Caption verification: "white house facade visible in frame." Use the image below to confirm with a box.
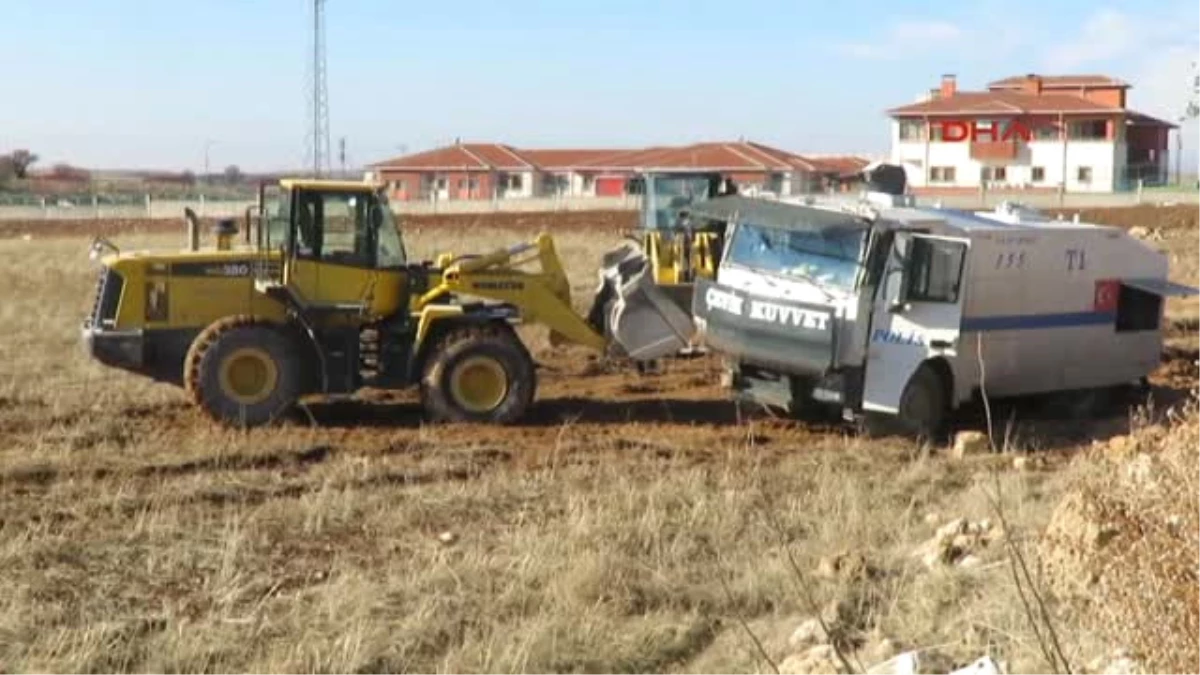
[886,74,1174,194]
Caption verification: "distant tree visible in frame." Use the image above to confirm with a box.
[0,156,14,186]
[223,164,242,185]
[181,170,196,185]
[9,149,38,179]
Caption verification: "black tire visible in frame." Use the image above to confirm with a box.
[420,323,536,424]
[895,364,949,442]
[184,316,308,428]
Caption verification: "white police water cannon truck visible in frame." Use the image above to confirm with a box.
[686,163,1198,438]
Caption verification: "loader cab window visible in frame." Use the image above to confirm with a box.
[372,194,407,269]
[906,236,966,303]
[262,186,291,249]
[644,174,717,230]
[294,190,376,267]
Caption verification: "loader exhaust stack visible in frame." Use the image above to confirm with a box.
[588,240,697,362]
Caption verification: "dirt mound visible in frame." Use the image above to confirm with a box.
[1044,204,1198,232]
[1038,397,1199,673]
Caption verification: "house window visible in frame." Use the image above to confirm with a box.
[981,166,1007,182]
[1034,124,1059,141]
[1068,120,1107,140]
[582,175,595,190]
[1031,167,1045,182]
[508,174,523,191]
[899,120,925,141]
[1077,166,1093,183]
[469,177,479,190]
[907,237,967,303]
[434,177,447,190]
[457,178,467,190]
[929,166,956,183]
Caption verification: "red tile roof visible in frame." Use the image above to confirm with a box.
[887,90,1122,116]
[800,155,872,174]
[371,141,866,175]
[577,142,804,171]
[988,74,1130,89]
[371,143,532,171]
[520,149,635,169]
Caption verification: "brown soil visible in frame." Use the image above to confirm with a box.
[0,210,638,240]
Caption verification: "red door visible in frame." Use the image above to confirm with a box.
[595,176,626,197]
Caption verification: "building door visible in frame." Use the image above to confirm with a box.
[595,176,625,197]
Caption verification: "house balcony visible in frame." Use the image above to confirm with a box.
[969,140,1019,161]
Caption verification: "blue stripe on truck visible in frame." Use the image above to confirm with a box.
[960,311,1115,332]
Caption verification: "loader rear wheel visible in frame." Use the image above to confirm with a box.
[184,316,307,428]
[420,324,536,424]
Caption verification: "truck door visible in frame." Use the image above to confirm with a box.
[862,232,970,414]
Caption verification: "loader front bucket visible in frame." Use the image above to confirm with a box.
[586,240,697,361]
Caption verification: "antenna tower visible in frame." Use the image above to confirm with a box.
[305,0,331,177]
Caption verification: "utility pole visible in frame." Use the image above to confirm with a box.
[339,136,347,177]
[305,0,331,177]
[203,139,216,184]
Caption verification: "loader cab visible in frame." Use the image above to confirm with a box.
[633,171,735,232]
[256,180,410,318]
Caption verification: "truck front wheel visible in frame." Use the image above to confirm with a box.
[895,363,948,441]
[861,364,948,442]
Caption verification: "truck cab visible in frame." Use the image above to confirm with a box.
[689,192,972,439]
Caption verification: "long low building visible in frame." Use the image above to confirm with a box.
[364,141,871,201]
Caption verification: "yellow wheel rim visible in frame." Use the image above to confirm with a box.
[448,355,509,413]
[217,347,279,405]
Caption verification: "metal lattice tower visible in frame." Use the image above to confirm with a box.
[305,0,331,177]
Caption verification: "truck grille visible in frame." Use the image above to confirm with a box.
[88,267,125,327]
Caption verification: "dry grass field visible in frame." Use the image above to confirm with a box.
[0,206,1195,673]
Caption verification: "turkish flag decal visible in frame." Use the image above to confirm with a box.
[1094,279,1120,312]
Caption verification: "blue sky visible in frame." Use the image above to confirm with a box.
[1,0,1196,172]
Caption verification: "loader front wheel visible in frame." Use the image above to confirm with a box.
[421,324,536,424]
[184,317,307,428]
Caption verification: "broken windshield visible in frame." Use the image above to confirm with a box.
[645,175,715,229]
[726,221,867,291]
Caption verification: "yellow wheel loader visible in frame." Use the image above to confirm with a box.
[588,171,737,363]
[81,179,695,428]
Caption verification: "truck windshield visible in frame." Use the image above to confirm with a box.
[645,175,714,229]
[726,221,867,291]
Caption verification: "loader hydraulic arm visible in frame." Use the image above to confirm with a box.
[413,234,610,353]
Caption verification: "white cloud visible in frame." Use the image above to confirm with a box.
[835,19,965,60]
[1037,4,1200,167]
[1040,9,1138,71]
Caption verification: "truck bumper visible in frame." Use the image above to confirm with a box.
[81,322,144,370]
[729,363,861,419]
